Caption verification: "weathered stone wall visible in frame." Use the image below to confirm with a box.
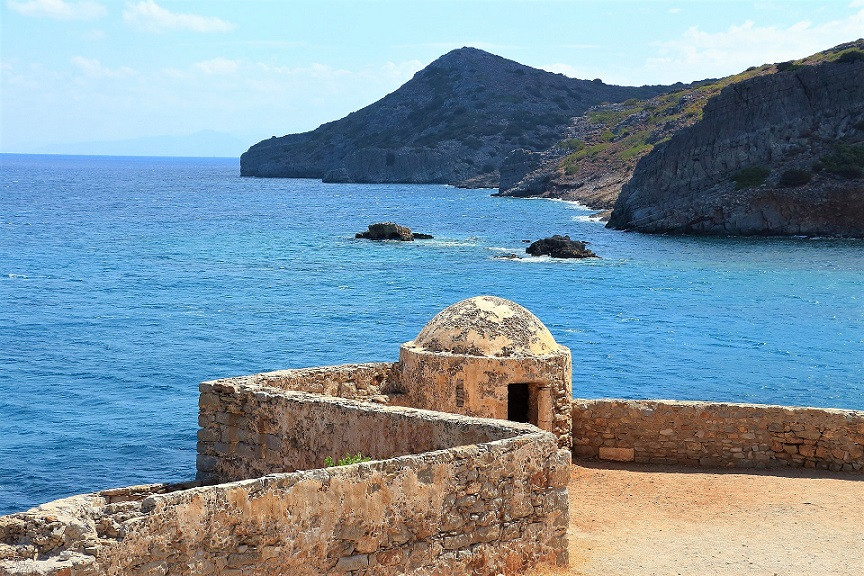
[212,362,398,401]
[572,399,864,471]
[397,348,573,450]
[196,380,545,484]
[1,387,569,576]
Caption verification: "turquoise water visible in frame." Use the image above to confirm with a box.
[1,154,862,513]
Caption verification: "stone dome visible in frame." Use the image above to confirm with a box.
[411,296,560,357]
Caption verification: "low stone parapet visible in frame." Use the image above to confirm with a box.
[213,361,398,400]
[571,399,864,471]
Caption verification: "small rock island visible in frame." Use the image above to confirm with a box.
[526,235,597,259]
[356,222,433,241]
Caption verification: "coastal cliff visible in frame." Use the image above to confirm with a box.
[240,48,669,186]
[497,40,864,237]
[607,55,864,237]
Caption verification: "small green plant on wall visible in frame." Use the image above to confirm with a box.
[324,452,372,467]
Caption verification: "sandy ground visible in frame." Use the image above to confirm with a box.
[530,461,864,576]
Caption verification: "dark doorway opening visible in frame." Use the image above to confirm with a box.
[507,383,531,423]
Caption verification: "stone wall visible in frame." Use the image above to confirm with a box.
[1,385,569,576]
[572,399,864,471]
[196,380,548,484]
[211,362,398,401]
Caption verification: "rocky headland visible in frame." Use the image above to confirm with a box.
[494,71,772,209]
[497,40,864,239]
[244,40,864,239]
[240,47,670,186]
[607,51,864,237]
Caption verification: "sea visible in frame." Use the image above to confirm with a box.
[1,154,862,514]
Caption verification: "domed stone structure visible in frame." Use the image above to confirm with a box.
[396,296,572,448]
[412,296,559,357]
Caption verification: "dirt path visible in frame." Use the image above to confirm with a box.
[532,461,864,576]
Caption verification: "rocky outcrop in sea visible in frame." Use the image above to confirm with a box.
[607,55,864,237]
[356,222,432,241]
[526,235,597,259]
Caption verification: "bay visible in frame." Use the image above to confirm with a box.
[1,154,862,514]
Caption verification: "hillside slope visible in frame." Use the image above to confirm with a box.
[497,39,864,227]
[495,69,769,209]
[240,48,670,185]
[607,51,864,237]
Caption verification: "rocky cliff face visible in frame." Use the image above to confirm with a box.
[240,48,669,185]
[608,58,864,237]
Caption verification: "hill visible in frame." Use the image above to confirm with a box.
[607,44,864,237]
[497,40,864,228]
[240,48,671,185]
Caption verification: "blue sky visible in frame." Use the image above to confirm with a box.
[1,0,862,156]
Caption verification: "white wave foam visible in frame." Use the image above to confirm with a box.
[427,240,478,248]
[514,196,592,210]
[572,214,605,223]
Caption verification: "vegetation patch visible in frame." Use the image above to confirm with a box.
[820,143,864,178]
[324,452,372,467]
[559,138,585,152]
[836,49,864,64]
[732,166,771,189]
[779,168,812,187]
[776,61,803,73]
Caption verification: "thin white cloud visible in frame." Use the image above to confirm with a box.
[643,7,864,83]
[71,56,134,78]
[194,58,239,75]
[6,0,105,20]
[122,0,233,33]
[851,0,864,8]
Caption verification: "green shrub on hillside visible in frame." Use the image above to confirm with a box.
[821,143,864,178]
[779,168,812,187]
[776,61,803,72]
[559,138,585,152]
[836,49,864,64]
[732,166,770,189]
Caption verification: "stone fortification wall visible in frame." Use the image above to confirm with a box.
[572,399,864,472]
[196,380,542,484]
[1,385,569,576]
[212,362,398,401]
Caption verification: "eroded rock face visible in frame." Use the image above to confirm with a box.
[608,59,864,237]
[526,236,597,259]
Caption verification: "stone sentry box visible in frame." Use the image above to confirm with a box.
[395,296,573,449]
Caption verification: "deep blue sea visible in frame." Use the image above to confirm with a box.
[1,154,862,514]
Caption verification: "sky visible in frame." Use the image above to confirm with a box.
[1,0,862,156]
